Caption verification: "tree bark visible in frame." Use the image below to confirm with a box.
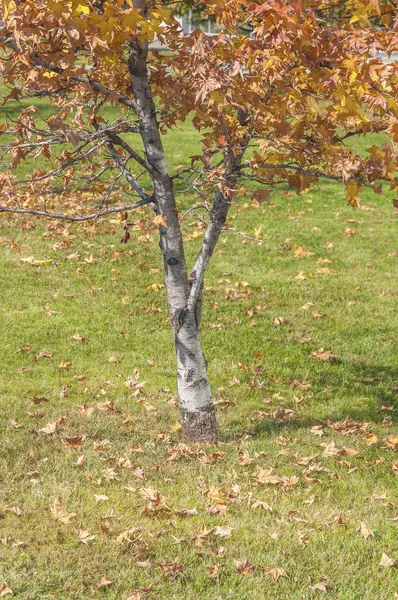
[175,311,219,442]
[128,5,219,441]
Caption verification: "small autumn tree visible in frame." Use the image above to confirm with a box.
[0,0,397,441]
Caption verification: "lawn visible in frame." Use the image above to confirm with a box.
[0,101,398,599]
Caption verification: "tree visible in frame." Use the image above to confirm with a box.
[0,0,397,441]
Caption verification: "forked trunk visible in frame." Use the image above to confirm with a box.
[175,311,219,442]
[129,2,219,442]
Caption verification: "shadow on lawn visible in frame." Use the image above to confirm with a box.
[227,360,398,441]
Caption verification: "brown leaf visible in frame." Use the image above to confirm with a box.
[311,348,339,361]
[274,316,289,326]
[267,566,288,582]
[310,581,328,593]
[379,553,398,567]
[97,576,115,588]
[362,433,378,446]
[358,522,374,540]
[36,416,67,436]
[77,527,96,545]
[3,506,24,517]
[384,435,398,450]
[94,495,109,504]
[28,396,49,405]
[58,361,72,370]
[0,584,14,597]
[159,561,183,578]
[62,436,86,448]
[251,500,273,512]
[234,558,256,576]
[342,448,360,457]
[50,499,77,524]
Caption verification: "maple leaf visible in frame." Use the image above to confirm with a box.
[77,527,96,545]
[159,561,183,578]
[267,566,288,583]
[234,558,256,576]
[50,499,77,524]
[36,416,67,436]
[62,436,86,448]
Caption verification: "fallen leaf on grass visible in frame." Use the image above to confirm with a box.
[251,500,273,512]
[159,562,183,578]
[379,553,398,567]
[234,558,256,576]
[136,559,152,569]
[77,527,96,545]
[342,448,360,457]
[358,522,374,540]
[300,302,315,311]
[310,425,325,436]
[94,495,109,504]
[97,576,115,588]
[36,416,67,436]
[362,433,378,446]
[295,271,313,280]
[267,566,288,582]
[274,317,289,326]
[311,581,328,593]
[28,396,49,405]
[50,499,76,524]
[33,351,53,361]
[73,455,85,468]
[384,435,398,450]
[311,348,339,361]
[3,506,24,517]
[322,441,341,458]
[58,361,72,370]
[62,436,86,448]
[0,584,14,597]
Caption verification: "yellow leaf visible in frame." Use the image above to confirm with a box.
[146,283,164,291]
[2,0,16,20]
[362,432,378,446]
[170,422,182,432]
[152,214,167,228]
[76,3,89,14]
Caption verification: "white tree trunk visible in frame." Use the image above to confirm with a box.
[129,6,219,441]
[175,304,219,441]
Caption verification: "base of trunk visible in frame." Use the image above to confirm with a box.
[181,406,220,443]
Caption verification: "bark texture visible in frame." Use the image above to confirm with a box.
[175,312,219,442]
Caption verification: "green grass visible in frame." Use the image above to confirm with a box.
[0,103,398,599]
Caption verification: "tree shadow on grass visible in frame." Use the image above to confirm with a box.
[223,360,398,441]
